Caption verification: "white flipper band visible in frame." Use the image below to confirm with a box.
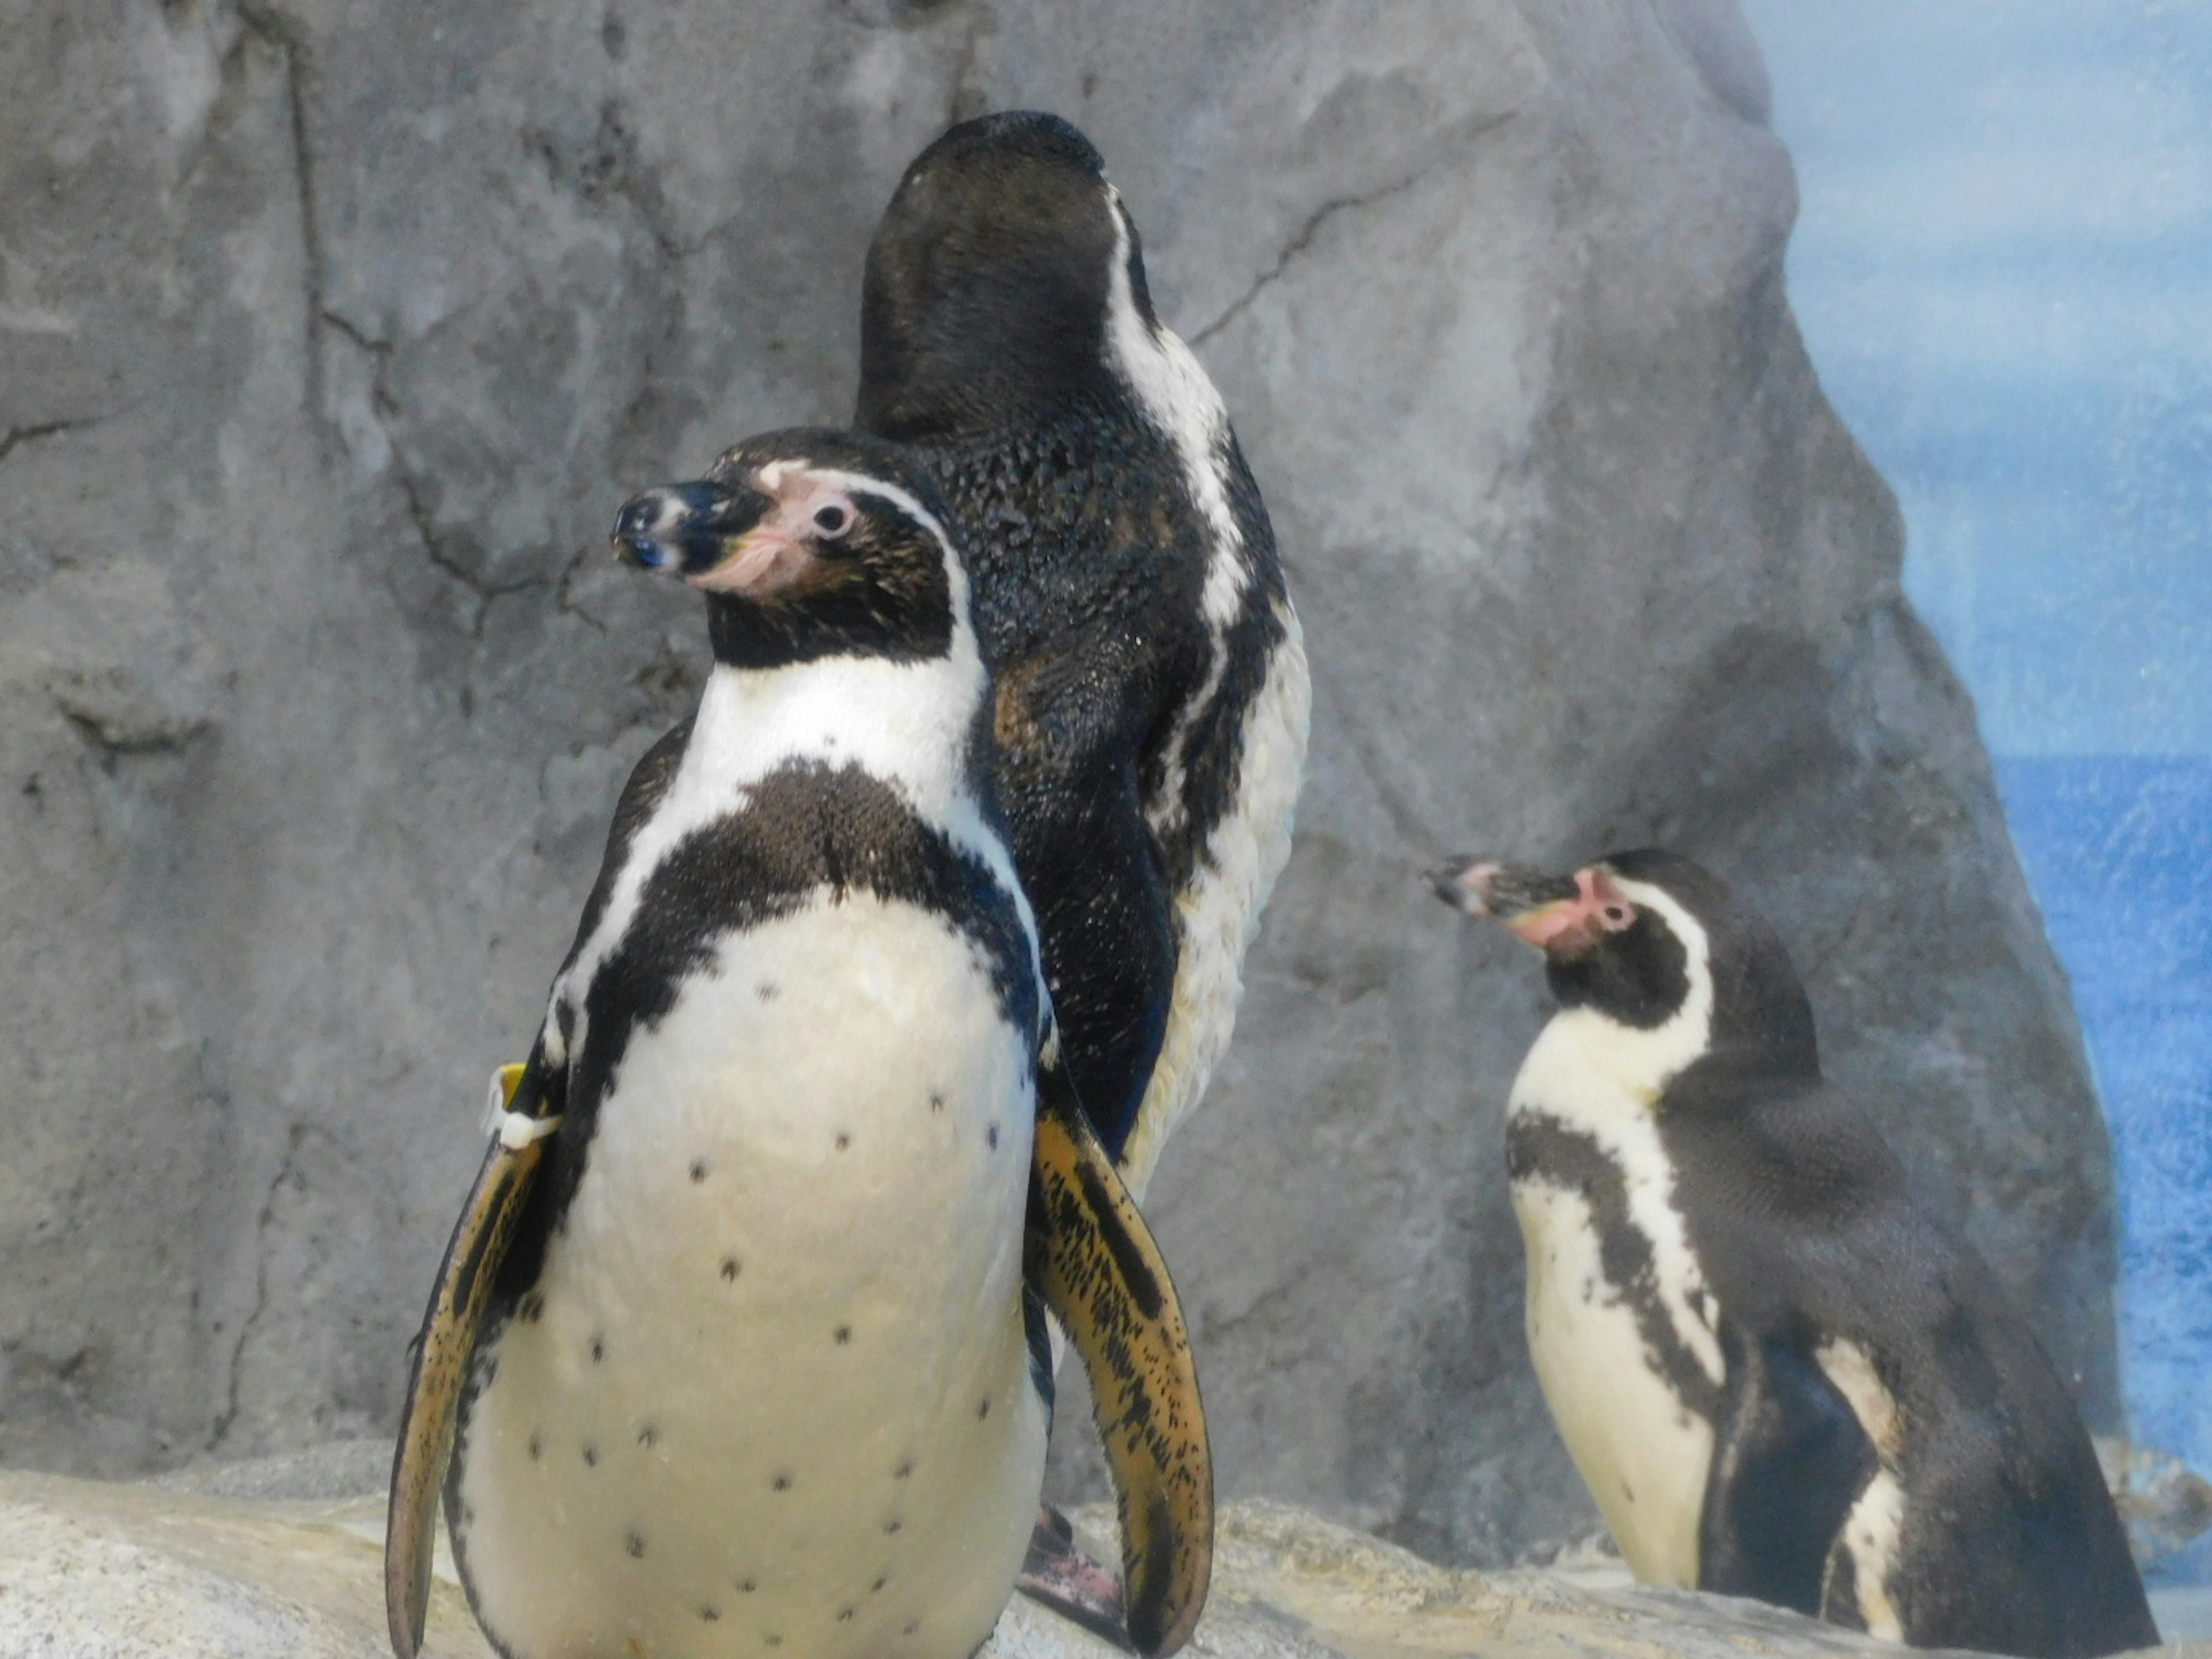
[481,1065,560,1149]
[494,1111,560,1151]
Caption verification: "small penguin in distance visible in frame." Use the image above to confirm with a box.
[856,110,1310,1202]
[385,429,1211,1659]
[1431,849,2157,1659]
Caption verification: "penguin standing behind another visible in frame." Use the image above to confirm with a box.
[1432,849,2157,1659]
[385,429,1211,1659]
[855,111,1310,1202]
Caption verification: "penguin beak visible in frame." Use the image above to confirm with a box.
[1430,857,1631,957]
[612,480,804,595]
[1429,855,1488,912]
[1430,856,1571,921]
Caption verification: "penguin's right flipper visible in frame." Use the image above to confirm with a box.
[1698,1321,1877,1614]
[1024,1050,1212,1658]
[385,1061,556,1659]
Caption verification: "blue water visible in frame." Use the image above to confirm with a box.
[1996,755,2212,1581]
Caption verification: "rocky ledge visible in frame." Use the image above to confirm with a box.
[1,1448,2205,1659]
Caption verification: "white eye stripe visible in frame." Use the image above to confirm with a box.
[791,467,956,555]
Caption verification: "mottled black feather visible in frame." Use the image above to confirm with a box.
[857,113,1291,1158]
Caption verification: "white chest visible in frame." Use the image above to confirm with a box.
[1509,1020,1725,1589]
[454,897,1048,1659]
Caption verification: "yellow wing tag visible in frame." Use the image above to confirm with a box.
[385,1062,551,1658]
[1026,1063,1213,1657]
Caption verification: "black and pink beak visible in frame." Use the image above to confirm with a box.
[612,480,774,583]
[1430,856,1638,957]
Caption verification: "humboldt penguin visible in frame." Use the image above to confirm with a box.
[855,110,1310,1201]
[1431,848,2157,1659]
[385,429,1211,1659]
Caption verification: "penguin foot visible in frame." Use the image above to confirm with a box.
[1016,1504,1131,1650]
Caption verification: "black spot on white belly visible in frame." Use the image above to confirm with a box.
[976,1396,990,1419]
[626,1528,646,1558]
[637,1423,659,1448]
[834,1324,852,1345]
[690,1159,709,1182]
[721,1255,740,1281]
[986,1123,999,1150]
[929,1092,944,1113]
[756,981,778,1001]
[702,1605,721,1623]
[835,1132,851,1152]
[893,1459,914,1479]
[771,1473,791,1491]
[589,1335,605,1363]
[523,760,1042,1310]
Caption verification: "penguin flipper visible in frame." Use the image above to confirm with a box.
[385,1062,554,1659]
[1024,1051,1212,1658]
[993,650,1178,1162]
[1698,1320,1877,1615]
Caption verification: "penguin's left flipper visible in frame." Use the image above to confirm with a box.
[1025,1051,1213,1659]
[385,1061,557,1659]
[1698,1320,1877,1615]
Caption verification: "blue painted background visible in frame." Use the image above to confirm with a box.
[1737,3,2212,1582]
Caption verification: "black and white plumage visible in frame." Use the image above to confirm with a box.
[1432,849,2157,1659]
[855,111,1310,1199]
[385,430,1211,1659]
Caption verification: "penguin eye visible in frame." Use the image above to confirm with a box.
[1602,905,1630,926]
[812,501,854,539]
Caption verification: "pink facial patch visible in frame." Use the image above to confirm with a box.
[1505,866,1637,956]
[689,529,812,597]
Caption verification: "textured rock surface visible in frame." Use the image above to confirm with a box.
[0,0,2118,1565]
[12,1460,2202,1659]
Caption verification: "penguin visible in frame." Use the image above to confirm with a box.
[1430,848,2158,1659]
[855,110,1310,1202]
[385,429,1211,1659]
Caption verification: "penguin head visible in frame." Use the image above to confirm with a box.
[1433,847,1817,1075]
[858,109,1154,437]
[611,427,968,669]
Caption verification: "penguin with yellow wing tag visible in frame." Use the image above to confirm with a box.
[387,429,1209,1659]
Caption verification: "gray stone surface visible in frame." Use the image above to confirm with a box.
[11,1465,2200,1659]
[0,0,2119,1567]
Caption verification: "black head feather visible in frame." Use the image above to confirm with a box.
[612,427,963,670]
[859,111,1157,439]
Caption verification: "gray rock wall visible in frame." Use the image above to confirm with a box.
[0,0,2119,1565]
